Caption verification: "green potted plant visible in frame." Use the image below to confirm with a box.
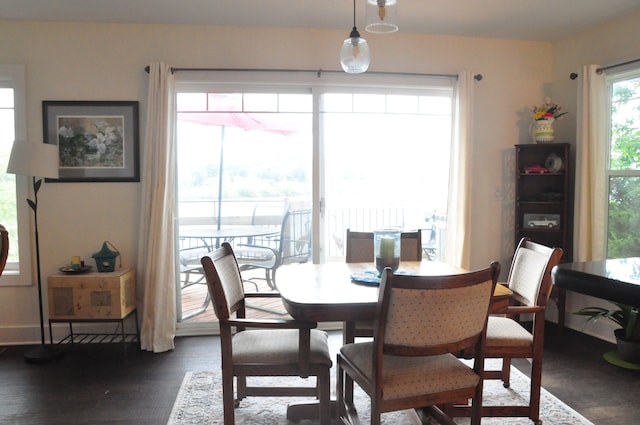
[575,302,640,363]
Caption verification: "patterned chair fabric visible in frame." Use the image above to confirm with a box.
[201,242,332,425]
[337,262,500,425]
[452,237,563,425]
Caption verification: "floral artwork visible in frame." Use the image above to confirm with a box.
[532,97,568,121]
[43,101,139,182]
[57,116,125,168]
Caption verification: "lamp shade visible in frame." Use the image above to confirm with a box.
[340,29,371,74]
[6,141,59,179]
[365,0,398,34]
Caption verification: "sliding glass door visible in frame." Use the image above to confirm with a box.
[174,76,455,331]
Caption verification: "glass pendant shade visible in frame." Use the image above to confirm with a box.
[339,28,371,74]
[365,0,398,34]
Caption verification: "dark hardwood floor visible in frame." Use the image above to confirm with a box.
[0,323,638,424]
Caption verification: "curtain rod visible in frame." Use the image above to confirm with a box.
[569,57,640,80]
[143,66,483,81]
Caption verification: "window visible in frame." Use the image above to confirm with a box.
[606,71,640,258]
[0,65,33,285]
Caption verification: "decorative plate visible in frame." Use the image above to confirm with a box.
[545,153,563,173]
[59,265,92,274]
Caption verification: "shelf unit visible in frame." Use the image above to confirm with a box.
[515,143,572,333]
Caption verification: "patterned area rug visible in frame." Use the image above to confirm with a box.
[167,360,593,425]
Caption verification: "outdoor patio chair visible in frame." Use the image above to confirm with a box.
[235,209,312,290]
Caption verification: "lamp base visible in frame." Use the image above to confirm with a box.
[23,344,63,364]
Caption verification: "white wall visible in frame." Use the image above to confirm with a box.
[550,10,640,342]
[1,20,553,344]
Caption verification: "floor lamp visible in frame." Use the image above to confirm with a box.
[6,140,61,363]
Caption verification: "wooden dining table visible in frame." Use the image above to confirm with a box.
[275,261,511,422]
[277,261,511,331]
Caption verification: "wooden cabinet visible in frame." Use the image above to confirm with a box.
[48,268,139,356]
[515,143,572,333]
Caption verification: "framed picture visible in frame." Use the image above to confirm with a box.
[523,213,561,229]
[43,101,140,182]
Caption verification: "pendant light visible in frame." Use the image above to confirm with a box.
[340,0,371,74]
[365,0,398,34]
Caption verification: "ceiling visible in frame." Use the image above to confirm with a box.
[2,0,639,42]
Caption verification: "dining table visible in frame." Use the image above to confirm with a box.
[277,261,512,337]
[275,260,512,422]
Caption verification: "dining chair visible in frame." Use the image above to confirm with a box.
[452,237,563,425]
[201,242,332,425]
[0,225,9,276]
[236,209,312,289]
[336,262,500,425]
[344,229,423,342]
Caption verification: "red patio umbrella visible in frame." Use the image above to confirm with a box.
[177,109,308,229]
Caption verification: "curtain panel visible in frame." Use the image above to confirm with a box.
[573,64,607,262]
[137,63,178,352]
[444,71,474,269]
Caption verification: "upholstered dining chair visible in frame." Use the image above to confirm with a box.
[452,237,563,425]
[0,225,9,276]
[345,229,422,263]
[337,262,500,425]
[344,229,423,342]
[201,242,332,425]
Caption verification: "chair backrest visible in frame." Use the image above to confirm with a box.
[251,204,284,227]
[278,209,312,266]
[376,262,500,357]
[400,230,422,261]
[201,242,246,321]
[0,225,8,276]
[506,237,563,307]
[345,229,422,263]
[345,229,373,263]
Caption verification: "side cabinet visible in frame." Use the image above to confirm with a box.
[515,143,572,332]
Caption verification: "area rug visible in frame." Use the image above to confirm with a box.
[167,360,593,425]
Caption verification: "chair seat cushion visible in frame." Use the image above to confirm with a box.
[340,342,479,401]
[233,329,332,366]
[486,316,533,348]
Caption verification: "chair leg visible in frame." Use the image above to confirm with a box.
[222,371,235,425]
[318,369,331,425]
[529,357,543,424]
[236,374,247,401]
[501,357,512,388]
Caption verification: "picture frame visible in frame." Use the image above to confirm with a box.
[43,100,140,182]
[523,213,561,229]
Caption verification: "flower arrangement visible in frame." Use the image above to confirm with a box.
[532,97,568,121]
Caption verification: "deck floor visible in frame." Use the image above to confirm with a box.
[179,268,290,323]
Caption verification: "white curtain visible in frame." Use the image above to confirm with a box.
[137,63,178,352]
[574,65,607,262]
[444,71,474,269]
